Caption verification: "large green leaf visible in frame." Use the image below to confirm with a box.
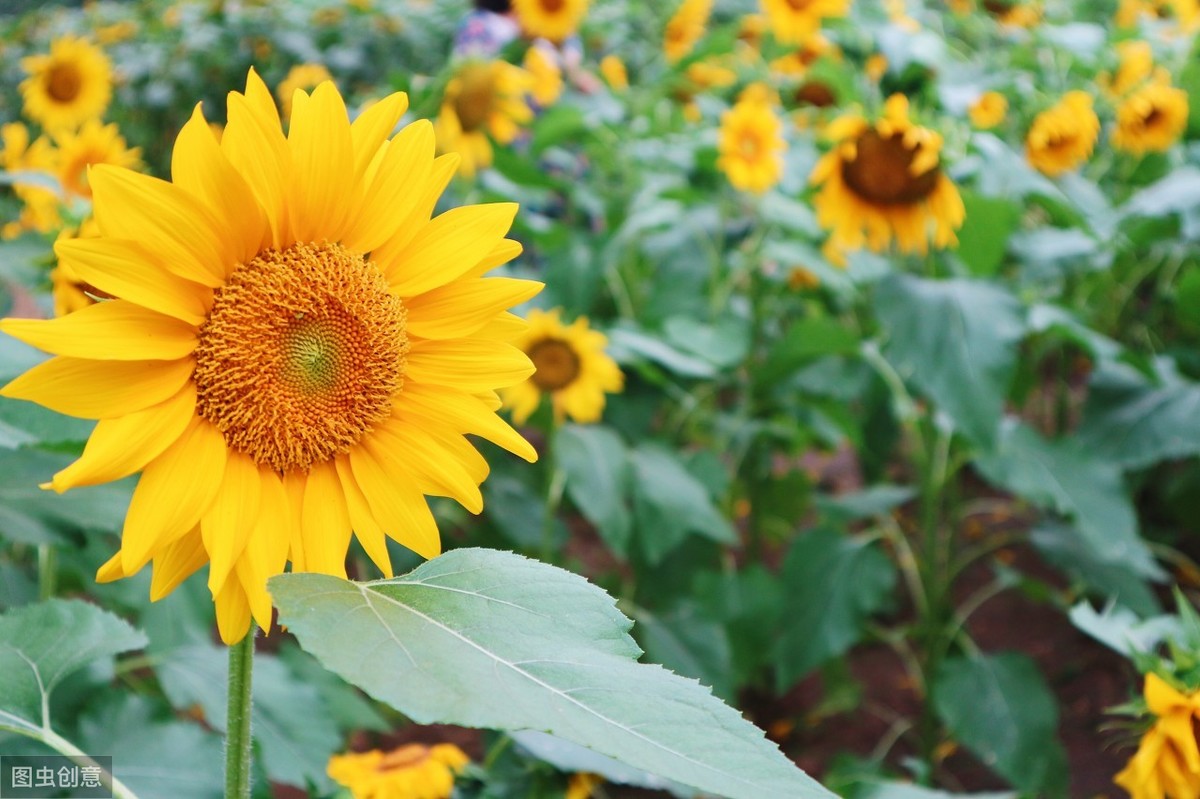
[557,424,632,554]
[0,599,146,736]
[0,449,133,545]
[975,420,1161,579]
[954,191,1020,277]
[631,602,735,701]
[630,444,737,564]
[1077,363,1200,470]
[933,653,1066,795]
[873,274,1025,448]
[269,549,833,799]
[772,529,896,690]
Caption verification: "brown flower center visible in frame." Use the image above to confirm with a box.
[454,64,496,133]
[794,81,837,108]
[541,0,567,12]
[841,129,940,206]
[46,62,83,104]
[528,338,581,391]
[194,242,406,473]
[784,0,815,10]
[982,0,1017,13]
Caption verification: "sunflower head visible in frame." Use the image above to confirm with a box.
[664,0,714,63]
[760,0,850,46]
[501,308,623,426]
[524,45,564,107]
[0,122,62,239]
[328,743,469,799]
[54,119,142,200]
[0,70,542,645]
[810,94,965,262]
[968,91,1008,129]
[19,36,113,132]
[1025,90,1100,176]
[435,60,535,178]
[1112,78,1189,155]
[513,0,590,43]
[718,88,787,194]
[1101,40,1156,97]
[1114,674,1200,799]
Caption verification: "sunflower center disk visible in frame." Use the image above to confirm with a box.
[841,129,940,206]
[46,62,83,103]
[193,242,407,474]
[528,338,581,391]
[455,66,496,132]
[784,0,816,10]
[541,0,567,12]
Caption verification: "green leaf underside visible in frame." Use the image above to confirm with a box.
[269,548,832,799]
[0,599,147,735]
[557,424,632,554]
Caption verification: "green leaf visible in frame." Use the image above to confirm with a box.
[758,318,860,386]
[856,783,1015,799]
[630,444,738,564]
[632,602,735,701]
[0,599,146,735]
[512,730,695,796]
[1077,363,1200,470]
[663,317,750,369]
[1123,167,1200,218]
[269,549,833,799]
[1068,602,1182,658]
[0,449,132,545]
[816,485,915,523]
[608,326,717,378]
[975,420,1161,580]
[1030,523,1158,616]
[773,529,896,690]
[933,653,1066,794]
[874,274,1025,448]
[557,424,632,554]
[954,192,1020,277]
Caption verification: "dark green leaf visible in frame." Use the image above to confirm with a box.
[632,602,735,701]
[1077,363,1200,470]
[954,192,1020,277]
[557,425,632,554]
[631,445,738,564]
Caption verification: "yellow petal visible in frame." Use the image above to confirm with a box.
[405,338,534,392]
[48,383,197,492]
[372,152,459,271]
[55,237,211,327]
[384,203,518,297]
[282,470,308,571]
[201,450,261,596]
[214,577,252,645]
[149,527,207,601]
[89,165,229,288]
[405,277,542,340]
[348,443,440,560]
[223,69,290,248]
[373,419,485,514]
[342,120,434,254]
[350,91,409,180]
[121,415,226,573]
[235,556,274,633]
[395,382,537,463]
[0,300,197,361]
[300,459,352,577]
[96,552,126,583]
[1,356,194,420]
[334,455,393,578]
[287,81,354,244]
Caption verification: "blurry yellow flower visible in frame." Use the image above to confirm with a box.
[1115,673,1200,799]
[566,772,604,799]
[502,308,623,426]
[1025,91,1099,176]
[277,63,334,120]
[95,20,139,45]
[769,33,838,77]
[1100,40,1155,97]
[969,91,1007,128]
[787,266,821,290]
[811,94,964,263]
[983,0,1043,27]
[718,87,786,194]
[865,53,888,82]
[328,743,470,799]
[760,0,849,46]
[513,0,590,43]
[599,54,628,91]
[20,36,113,132]
[435,60,535,178]
[664,0,713,63]
[885,0,921,30]
[0,70,540,645]
[737,13,769,54]
[524,45,564,107]
[686,59,737,90]
[0,122,62,238]
[54,119,142,201]
[312,6,345,26]
[1112,79,1189,154]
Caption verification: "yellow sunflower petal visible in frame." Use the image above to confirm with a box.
[350,91,409,180]
[373,418,485,513]
[0,300,197,361]
[282,470,309,571]
[1,356,194,420]
[406,277,543,340]
[405,338,534,392]
[47,383,196,492]
[201,450,261,596]
[334,455,393,578]
[386,203,518,296]
[149,527,207,601]
[288,81,354,244]
[223,69,290,247]
[342,120,435,254]
[96,552,125,583]
[396,383,537,463]
[371,152,460,264]
[300,459,353,577]
[214,576,252,645]
[348,443,440,559]
[235,555,274,633]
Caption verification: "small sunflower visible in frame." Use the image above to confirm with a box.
[865,53,889,82]
[1112,78,1189,154]
[968,91,1007,128]
[0,70,541,645]
[599,54,628,91]
[435,60,534,178]
[737,13,769,55]
[328,743,469,799]
[760,0,850,46]
[524,45,563,107]
[1025,91,1100,176]
[501,308,623,426]
[1100,40,1155,98]
[982,0,1043,26]
[1115,673,1200,799]
[276,63,333,120]
[810,95,965,263]
[20,36,113,132]
[0,122,61,239]
[664,0,713,64]
[768,33,838,78]
[54,119,142,201]
[718,87,787,194]
[566,773,604,799]
[512,0,590,43]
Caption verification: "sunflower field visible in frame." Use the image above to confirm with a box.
[2,0,1200,797]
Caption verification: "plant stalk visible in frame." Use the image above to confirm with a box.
[224,631,255,799]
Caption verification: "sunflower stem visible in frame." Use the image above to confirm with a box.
[224,631,255,799]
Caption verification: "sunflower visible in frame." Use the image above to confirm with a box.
[566,773,604,799]
[524,45,563,107]
[54,119,142,201]
[501,308,623,426]
[599,54,628,91]
[768,33,838,78]
[811,94,965,263]
[328,743,469,799]
[0,70,541,645]
[737,13,769,55]
[512,0,590,43]
[276,63,333,120]
[982,0,1043,26]
[760,0,850,46]
[1025,91,1100,176]
[718,87,787,194]
[19,36,113,132]
[1112,78,1189,154]
[1100,40,1155,98]
[968,91,1007,128]
[664,0,713,64]
[1114,673,1200,799]
[0,122,62,239]
[435,60,534,178]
